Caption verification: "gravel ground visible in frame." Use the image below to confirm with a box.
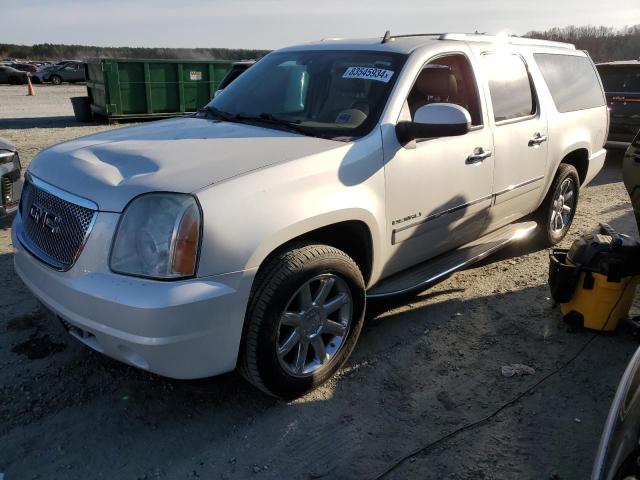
[0,84,638,480]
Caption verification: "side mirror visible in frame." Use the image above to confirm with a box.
[396,103,471,144]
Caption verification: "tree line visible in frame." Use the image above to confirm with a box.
[2,25,639,63]
[0,43,269,61]
[526,25,640,62]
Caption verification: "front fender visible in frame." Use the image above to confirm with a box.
[194,130,387,281]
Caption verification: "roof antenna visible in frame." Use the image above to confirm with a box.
[381,30,391,44]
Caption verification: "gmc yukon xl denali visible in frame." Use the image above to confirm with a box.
[13,33,608,398]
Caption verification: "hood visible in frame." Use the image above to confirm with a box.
[28,117,344,212]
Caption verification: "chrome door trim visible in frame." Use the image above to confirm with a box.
[391,175,544,244]
[492,175,544,198]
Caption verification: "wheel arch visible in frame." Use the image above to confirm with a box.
[560,148,590,185]
[250,216,376,287]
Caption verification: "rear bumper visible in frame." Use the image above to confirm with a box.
[12,212,256,379]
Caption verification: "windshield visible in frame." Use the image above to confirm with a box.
[206,50,406,140]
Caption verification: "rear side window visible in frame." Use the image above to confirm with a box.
[534,53,605,112]
[597,66,640,94]
[482,53,536,123]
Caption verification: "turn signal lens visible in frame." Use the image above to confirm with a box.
[171,203,200,276]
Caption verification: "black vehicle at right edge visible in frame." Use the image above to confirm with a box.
[597,60,640,149]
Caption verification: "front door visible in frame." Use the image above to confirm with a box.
[381,52,495,276]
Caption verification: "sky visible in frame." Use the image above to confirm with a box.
[1,0,638,50]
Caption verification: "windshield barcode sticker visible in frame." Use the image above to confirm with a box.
[342,67,394,83]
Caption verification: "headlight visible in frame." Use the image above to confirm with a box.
[110,193,202,279]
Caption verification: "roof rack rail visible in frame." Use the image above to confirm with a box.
[440,33,575,49]
[382,31,445,43]
[380,31,575,50]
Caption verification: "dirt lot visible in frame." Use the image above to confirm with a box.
[0,84,638,480]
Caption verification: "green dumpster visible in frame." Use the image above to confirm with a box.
[85,58,234,121]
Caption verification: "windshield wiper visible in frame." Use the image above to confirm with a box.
[197,105,237,122]
[235,113,316,137]
[199,109,337,140]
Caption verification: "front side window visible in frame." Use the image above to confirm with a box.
[482,53,536,123]
[406,53,483,127]
[206,50,406,140]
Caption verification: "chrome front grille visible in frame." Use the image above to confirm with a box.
[19,177,97,271]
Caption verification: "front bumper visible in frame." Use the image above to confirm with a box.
[12,211,256,379]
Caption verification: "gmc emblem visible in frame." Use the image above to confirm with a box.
[29,203,61,234]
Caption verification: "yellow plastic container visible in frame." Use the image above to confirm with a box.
[561,272,639,331]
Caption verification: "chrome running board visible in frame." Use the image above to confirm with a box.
[366,221,537,298]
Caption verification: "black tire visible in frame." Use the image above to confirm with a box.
[534,163,580,246]
[238,243,365,399]
[51,75,62,85]
[7,76,18,85]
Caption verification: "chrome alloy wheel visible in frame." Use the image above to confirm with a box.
[276,273,353,378]
[550,177,576,234]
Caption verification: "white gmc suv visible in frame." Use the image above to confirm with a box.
[13,33,608,398]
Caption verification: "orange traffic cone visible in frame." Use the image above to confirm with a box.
[26,77,35,96]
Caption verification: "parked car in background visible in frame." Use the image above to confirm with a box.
[0,65,30,84]
[32,61,85,85]
[0,138,23,218]
[214,60,255,96]
[13,33,608,399]
[597,60,640,149]
[11,62,40,73]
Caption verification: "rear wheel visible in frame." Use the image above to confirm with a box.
[50,75,62,85]
[238,243,365,399]
[534,163,580,246]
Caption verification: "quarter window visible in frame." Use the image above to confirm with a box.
[482,53,536,123]
[536,53,605,112]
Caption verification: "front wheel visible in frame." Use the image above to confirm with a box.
[238,243,365,399]
[50,75,62,85]
[534,163,580,246]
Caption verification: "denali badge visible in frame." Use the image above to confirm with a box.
[29,203,61,234]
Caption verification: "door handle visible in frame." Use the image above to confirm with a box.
[528,132,548,147]
[466,147,492,164]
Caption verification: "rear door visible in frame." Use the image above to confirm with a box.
[478,50,548,230]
